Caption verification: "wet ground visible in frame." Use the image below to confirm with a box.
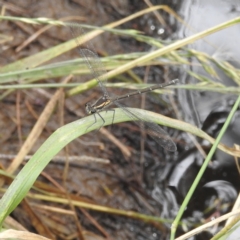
[1,0,240,239]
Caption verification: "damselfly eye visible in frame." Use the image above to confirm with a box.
[85,103,95,114]
[85,103,90,114]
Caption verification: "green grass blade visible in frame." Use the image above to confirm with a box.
[0,106,240,225]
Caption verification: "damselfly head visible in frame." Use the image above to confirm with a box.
[85,103,95,114]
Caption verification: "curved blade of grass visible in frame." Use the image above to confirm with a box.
[0,107,240,224]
